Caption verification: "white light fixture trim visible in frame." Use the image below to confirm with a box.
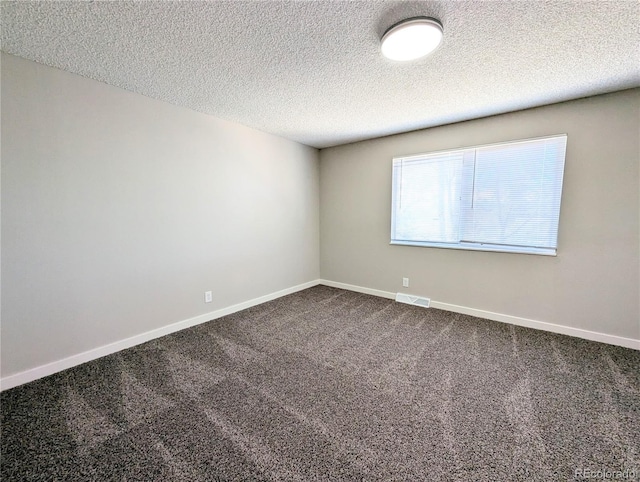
[381,17,443,61]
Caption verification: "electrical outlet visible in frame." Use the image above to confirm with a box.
[402,277,409,287]
[204,291,213,303]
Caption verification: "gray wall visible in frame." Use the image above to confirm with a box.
[1,53,320,377]
[2,52,638,379]
[320,89,640,340]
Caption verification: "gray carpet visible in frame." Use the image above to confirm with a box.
[2,286,639,481]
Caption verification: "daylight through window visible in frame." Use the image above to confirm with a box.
[391,135,567,255]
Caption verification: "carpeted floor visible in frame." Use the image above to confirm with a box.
[2,286,639,481]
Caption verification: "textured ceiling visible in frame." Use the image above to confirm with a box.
[1,1,639,148]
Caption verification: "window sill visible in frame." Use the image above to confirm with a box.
[390,240,557,256]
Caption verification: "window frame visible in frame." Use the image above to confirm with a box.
[390,134,568,256]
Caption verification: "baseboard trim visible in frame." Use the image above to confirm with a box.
[0,280,321,392]
[429,300,640,350]
[318,279,640,350]
[4,278,636,391]
[319,279,396,300]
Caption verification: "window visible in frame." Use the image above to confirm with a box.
[391,135,567,255]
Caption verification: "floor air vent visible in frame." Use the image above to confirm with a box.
[395,293,431,308]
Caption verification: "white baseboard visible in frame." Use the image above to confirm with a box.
[0,280,321,391]
[4,278,637,391]
[318,279,640,350]
[319,279,396,300]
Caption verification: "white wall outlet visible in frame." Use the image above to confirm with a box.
[402,277,409,287]
[204,291,213,303]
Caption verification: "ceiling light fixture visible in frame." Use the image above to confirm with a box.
[381,17,443,62]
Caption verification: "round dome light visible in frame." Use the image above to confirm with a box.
[381,17,443,62]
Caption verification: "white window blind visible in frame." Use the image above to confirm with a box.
[391,135,567,255]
